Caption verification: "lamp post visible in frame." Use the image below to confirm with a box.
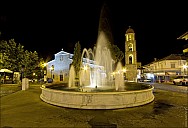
[50,65,54,79]
[42,63,47,83]
[183,65,187,75]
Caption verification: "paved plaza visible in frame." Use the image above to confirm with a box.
[0,84,187,127]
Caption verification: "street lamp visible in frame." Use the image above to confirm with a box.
[42,63,47,83]
[50,65,54,79]
[183,64,187,75]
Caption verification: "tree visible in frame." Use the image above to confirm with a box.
[72,41,81,78]
[0,39,25,72]
[22,50,40,79]
[110,44,124,63]
[0,39,43,79]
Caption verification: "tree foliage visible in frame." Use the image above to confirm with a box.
[0,39,25,71]
[110,44,124,63]
[72,41,81,78]
[0,39,43,79]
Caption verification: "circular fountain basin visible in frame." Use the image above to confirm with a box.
[40,83,154,109]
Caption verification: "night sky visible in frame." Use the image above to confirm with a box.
[1,0,188,65]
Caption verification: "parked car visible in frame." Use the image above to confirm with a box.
[47,78,53,83]
[173,75,188,85]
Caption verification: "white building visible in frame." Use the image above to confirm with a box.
[46,49,103,83]
[46,50,74,82]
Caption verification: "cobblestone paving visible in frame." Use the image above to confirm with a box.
[0,84,187,127]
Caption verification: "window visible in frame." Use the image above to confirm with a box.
[129,56,132,64]
[129,47,133,51]
[161,64,163,69]
[128,44,133,51]
[171,63,175,68]
[60,75,63,81]
[60,56,63,61]
[126,35,129,41]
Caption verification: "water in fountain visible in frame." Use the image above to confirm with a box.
[80,64,91,86]
[79,48,92,87]
[76,31,124,90]
[68,3,121,90]
[114,61,125,91]
[92,31,113,88]
[68,65,76,87]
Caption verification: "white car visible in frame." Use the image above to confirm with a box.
[173,75,188,85]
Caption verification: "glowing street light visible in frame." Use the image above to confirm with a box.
[42,63,47,83]
[122,68,127,73]
[43,63,47,67]
[83,65,88,71]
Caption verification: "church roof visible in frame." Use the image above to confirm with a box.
[126,26,134,34]
[55,48,73,55]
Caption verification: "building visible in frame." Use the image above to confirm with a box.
[182,44,188,55]
[177,31,188,40]
[46,49,102,83]
[177,32,188,56]
[124,26,137,81]
[140,32,188,82]
[143,54,187,82]
[46,49,74,82]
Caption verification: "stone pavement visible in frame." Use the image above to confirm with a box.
[0,84,187,127]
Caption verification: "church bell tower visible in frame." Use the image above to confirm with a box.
[125,26,137,81]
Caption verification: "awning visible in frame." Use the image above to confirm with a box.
[0,69,13,73]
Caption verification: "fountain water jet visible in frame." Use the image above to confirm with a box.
[78,37,114,89]
[114,61,125,91]
[68,65,76,88]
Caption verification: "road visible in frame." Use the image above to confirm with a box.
[142,82,188,94]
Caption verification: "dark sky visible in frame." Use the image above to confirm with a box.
[1,0,188,65]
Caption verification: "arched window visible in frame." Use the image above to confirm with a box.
[129,56,132,64]
[128,43,133,51]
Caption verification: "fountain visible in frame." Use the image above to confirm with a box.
[114,62,125,91]
[68,65,76,88]
[40,3,154,109]
[78,31,114,91]
[40,30,154,109]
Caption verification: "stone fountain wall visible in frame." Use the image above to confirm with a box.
[40,86,154,109]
